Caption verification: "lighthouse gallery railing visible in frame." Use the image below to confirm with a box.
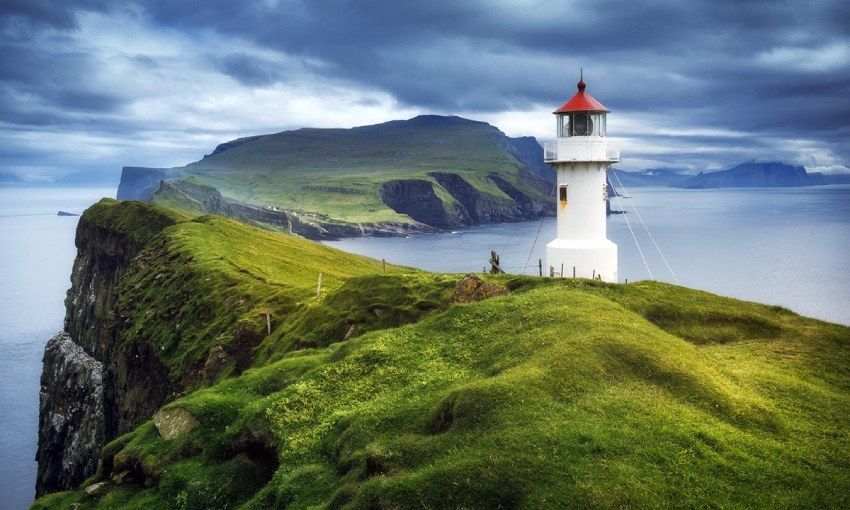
[544,139,619,163]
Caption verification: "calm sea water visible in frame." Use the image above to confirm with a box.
[326,186,850,325]
[0,185,848,508]
[0,187,114,510]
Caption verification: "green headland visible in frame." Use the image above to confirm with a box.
[33,198,850,509]
[116,116,554,237]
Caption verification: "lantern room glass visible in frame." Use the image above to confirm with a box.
[557,112,606,137]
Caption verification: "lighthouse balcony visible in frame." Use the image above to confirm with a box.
[544,139,619,164]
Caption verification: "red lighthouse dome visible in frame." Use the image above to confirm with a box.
[554,76,609,113]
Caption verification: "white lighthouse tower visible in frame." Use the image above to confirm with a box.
[544,74,619,282]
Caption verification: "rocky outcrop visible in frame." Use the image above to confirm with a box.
[378,179,466,229]
[378,172,554,230]
[35,333,104,495]
[428,172,494,223]
[152,408,199,440]
[117,167,183,201]
[36,201,181,496]
[451,275,508,303]
[428,171,554,224]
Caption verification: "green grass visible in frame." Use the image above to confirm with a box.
[32,200,850,509]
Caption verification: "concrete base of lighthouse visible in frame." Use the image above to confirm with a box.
[545,238,618,282]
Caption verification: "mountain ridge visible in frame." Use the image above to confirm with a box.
[117,115,557,237]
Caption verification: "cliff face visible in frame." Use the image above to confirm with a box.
[35,200,181,496]
[35,333,104,494]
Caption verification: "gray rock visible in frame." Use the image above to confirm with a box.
[35,332,104,496]
[84,481,108,496]
[153,408,199,440]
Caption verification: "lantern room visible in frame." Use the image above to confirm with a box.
[554,76,609,138]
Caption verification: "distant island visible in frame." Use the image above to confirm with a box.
[671,161,850,189]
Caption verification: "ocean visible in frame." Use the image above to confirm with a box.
[0,187,114,510]
[0,184,848,508]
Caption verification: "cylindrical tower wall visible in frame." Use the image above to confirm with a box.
[555,162,608,241]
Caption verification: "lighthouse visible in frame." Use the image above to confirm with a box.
[544,74,619,282]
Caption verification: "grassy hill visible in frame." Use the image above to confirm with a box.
[117,116,554,237]
[33,200,850,509]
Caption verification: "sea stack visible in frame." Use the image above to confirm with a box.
[544,73,619,282]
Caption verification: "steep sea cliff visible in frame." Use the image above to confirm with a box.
[35,202,182,495]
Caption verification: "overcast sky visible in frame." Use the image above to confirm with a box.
[1,0,848,180]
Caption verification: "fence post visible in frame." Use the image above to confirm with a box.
[538,259,543,277]
[382,259,386,272]
[489,251,504,274]
[560,263,564,278]
[573,266,576,278]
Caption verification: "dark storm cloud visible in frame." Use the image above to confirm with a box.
[138,1,850,127]
[0,0,848,178]
[0,0,108,29]
[215,53,284,86]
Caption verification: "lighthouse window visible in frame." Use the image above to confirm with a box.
[557,115,571,138]
[571,113,593,136]
[559,185,568,203]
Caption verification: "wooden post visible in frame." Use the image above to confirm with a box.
[549,266,555,277]
[489,251,504,274]
[625,278,628,284]
[382,258,386,272]
[316,272,323,299]
[266,311,271,335]
[592,269,596,279]
[573,266,576,278]
[560,263,564,278]
[538,259,543,277]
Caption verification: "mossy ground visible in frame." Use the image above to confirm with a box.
[33,200,850,509]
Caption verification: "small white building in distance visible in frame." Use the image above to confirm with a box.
[544,74,619,282]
